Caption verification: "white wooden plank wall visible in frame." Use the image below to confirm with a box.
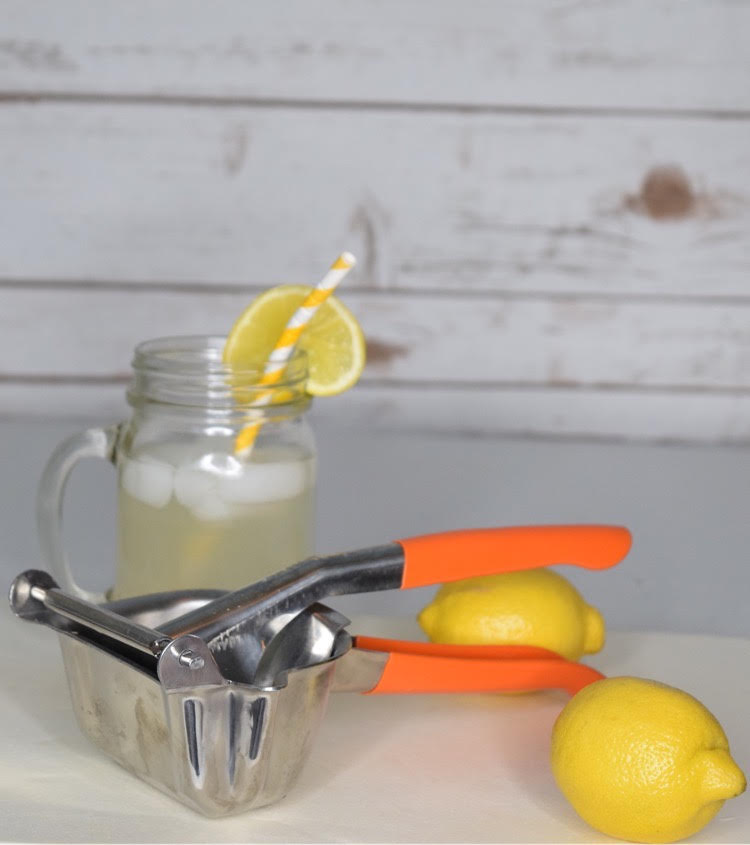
[1,1,749,442]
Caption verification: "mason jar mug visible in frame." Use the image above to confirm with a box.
[37,336,316,602]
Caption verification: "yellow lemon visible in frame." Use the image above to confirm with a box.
[417,569,604,660]
[551,677,746,843]
[223,284,366,397]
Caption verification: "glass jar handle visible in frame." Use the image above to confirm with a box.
[36,424,122,604]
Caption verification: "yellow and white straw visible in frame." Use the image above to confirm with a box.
[234,251,357,456]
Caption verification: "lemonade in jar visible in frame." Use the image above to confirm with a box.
[113,336,317,596]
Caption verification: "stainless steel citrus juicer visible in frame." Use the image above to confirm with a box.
[10,524,631,817]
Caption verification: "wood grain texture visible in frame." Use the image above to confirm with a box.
[1,103,749,296]
[3,288,749,391]
[2,1,748,442]
[3,381,749,444]
[0,1,748,112]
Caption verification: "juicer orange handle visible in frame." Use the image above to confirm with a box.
[354,637,564,661]
[353,637,604,697]
[396,525,631,589]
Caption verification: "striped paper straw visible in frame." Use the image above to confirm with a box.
[234,251,357,456]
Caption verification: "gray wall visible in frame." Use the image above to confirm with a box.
[4,420,750,637]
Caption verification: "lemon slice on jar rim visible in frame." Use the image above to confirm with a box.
[223,284,366,397]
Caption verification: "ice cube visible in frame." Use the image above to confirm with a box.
[173,466,220,509]
[200,452,243,476]
[190,496,237,522]
[174,457,244,521]
[121,456,174,508]
[218,460,310,505]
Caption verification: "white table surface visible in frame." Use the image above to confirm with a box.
[2,609,749,844]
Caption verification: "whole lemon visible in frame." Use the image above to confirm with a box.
[551,677,746,843]
[417,569,604,660]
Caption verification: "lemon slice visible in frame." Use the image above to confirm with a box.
[223,285,366,396]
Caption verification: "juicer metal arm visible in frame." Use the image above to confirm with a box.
[10,569,171,656]
[158,525,632,646]
[9,569,226,690]
[158,543,404,643]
